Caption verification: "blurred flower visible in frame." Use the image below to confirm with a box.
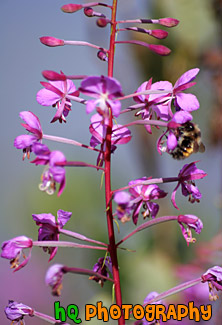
[5,300,33,323]
[134,291,162,325]
[202,266,222,301]
[32,209,72,261]
[1,236,33,272]
[114,191,133,223]
[90,256,112,287]
[79,75,123,120]
[31,143,66,196]
[171,161,207,209]
[178,214,203,245]
[175,264,209,305]
[36,79,79,123]
[14,111,43,160]
[45,264,65,296]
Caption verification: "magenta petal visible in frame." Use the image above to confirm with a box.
[86,100,98,114]
[156,131,166,155]
[149,80,173,102]
[108,99,121,117]
[48,247,58,262]
[172,111,193,123]
[167,132,177,150]
[112,125,131,145]
[14,135,37,149]
[51,98,66,123]
[80,76,104,97]
[36,88,61,106]
[50,167,65,183]
[174,68,200,88]
[134,79,152,103]
[58,177,66,197]
[65,79,76,93]
[171,183,180,210]
[57,210,72,228]
[50,151,66,166]
[105,76,123,96]
[80,75,123,97]
[132,201,143,225]
[32,143,50,156]
[90,135,101,148]
[32,213,56,226]
[19,111,41,131]
[114,191,131,205]
[153,102,171,121]
[176,93,199,111]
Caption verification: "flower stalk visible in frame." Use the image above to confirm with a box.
[105,1,125,324]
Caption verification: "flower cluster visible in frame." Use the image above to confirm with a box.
[114,178,167,225]
[32,209,72,260]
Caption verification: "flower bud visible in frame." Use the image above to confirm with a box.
[84,7,94,17]
[96,18,109,27]
[150,29,168,39]
[42,70,67,81]
[159,18,179,27]
[5,301,33,322]
[84,7,106,18]
[61,4,83,13]
[97,50,108,61]
[40,36,64,47]
[148,44,171,56]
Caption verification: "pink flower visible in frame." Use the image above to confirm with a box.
[31,143,66,196]
[134,78,171,134]
[32,210,72,261]
[1,236,33,272]
[150,68,200,116]
[171,161,207,209]
[202,266,222,301]
[79,75,123,120]
[36,79,79,123]
[45,264,65,296]
[129,178,167,224]
[178,214,203,245]
[14,111,43,160]
[5,300,33,322]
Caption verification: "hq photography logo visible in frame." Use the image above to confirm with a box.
[54,301,212,323]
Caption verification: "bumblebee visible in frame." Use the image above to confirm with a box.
[170,122,205,160]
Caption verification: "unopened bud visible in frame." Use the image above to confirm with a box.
[96,18,109,27]
[97,50,108,61]
[61,4,83,13]
[150,29,168,40]
[40,36,64,47]
[148,44,171,56]
[159,18,179,28]
[84,7,94,17]
[84,7,106,18]
[42,70,67,81]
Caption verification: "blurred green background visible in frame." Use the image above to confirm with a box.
[0,0,221,324]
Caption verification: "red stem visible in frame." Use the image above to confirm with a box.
[105,1,124,324]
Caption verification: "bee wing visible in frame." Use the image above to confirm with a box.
[193,141,205,153]
[198,142,205,153]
